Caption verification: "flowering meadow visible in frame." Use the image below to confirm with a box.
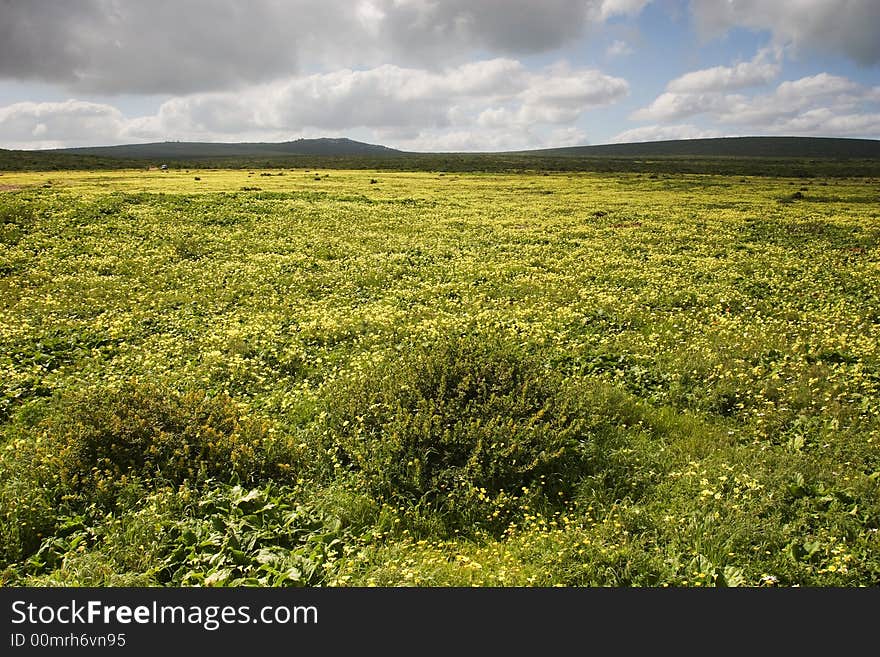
[1,167,878,586]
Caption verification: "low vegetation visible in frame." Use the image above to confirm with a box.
[3,137,880,177]
[1,167,878,586]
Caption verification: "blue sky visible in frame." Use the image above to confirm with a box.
[0,0,878,151]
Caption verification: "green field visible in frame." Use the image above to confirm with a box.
[1,167,878,586]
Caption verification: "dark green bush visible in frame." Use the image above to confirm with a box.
[0,198,37,245]
[0,382,297,567]
[45,384,288,496]
[317,333,600,530]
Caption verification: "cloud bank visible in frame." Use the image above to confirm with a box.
[0,60,628,151]
[0,0,645,95]
[690,0,880,66]
[631,68,880,139]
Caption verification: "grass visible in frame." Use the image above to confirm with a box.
[4,148,880,177]
[1,167,878,586]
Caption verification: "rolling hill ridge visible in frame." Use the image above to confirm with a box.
[2,136,879,176]
[37,135,880,160]
[515,136,880,159]
[48,137,403,160]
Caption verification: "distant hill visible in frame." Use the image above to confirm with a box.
[3,136,880,176]
[50,137,403,160]
[42,136,880,162]
[519,136,880,159]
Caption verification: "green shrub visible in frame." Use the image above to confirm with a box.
[42,384,283,496]
[0,382,298,567]
[317,333,601,532]
[0,197,37,245]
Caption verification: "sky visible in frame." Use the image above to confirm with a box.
[0,0,878,152]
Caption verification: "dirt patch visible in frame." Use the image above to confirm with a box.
[0,184,25,192]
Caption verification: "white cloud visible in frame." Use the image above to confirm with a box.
[392,129,543,153]
[637,48,785,122]
[771,108,880,136]
[517,66,629,121]
[185,61,624,134]
[393,125,589,153]
[607,40,634,57]
[0,60,628,151]
[547,126,590,147]
[595,0,651,20]
[689,0,880,65]
[0,0,643,95]
[667,48,781,93]
[629,70,880,140]
[0,100,128,148]
[774,73,860,100]
[715,73,866,124]
[610,124,724,143]
[475,67,630,130]
[631,91,736,122]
